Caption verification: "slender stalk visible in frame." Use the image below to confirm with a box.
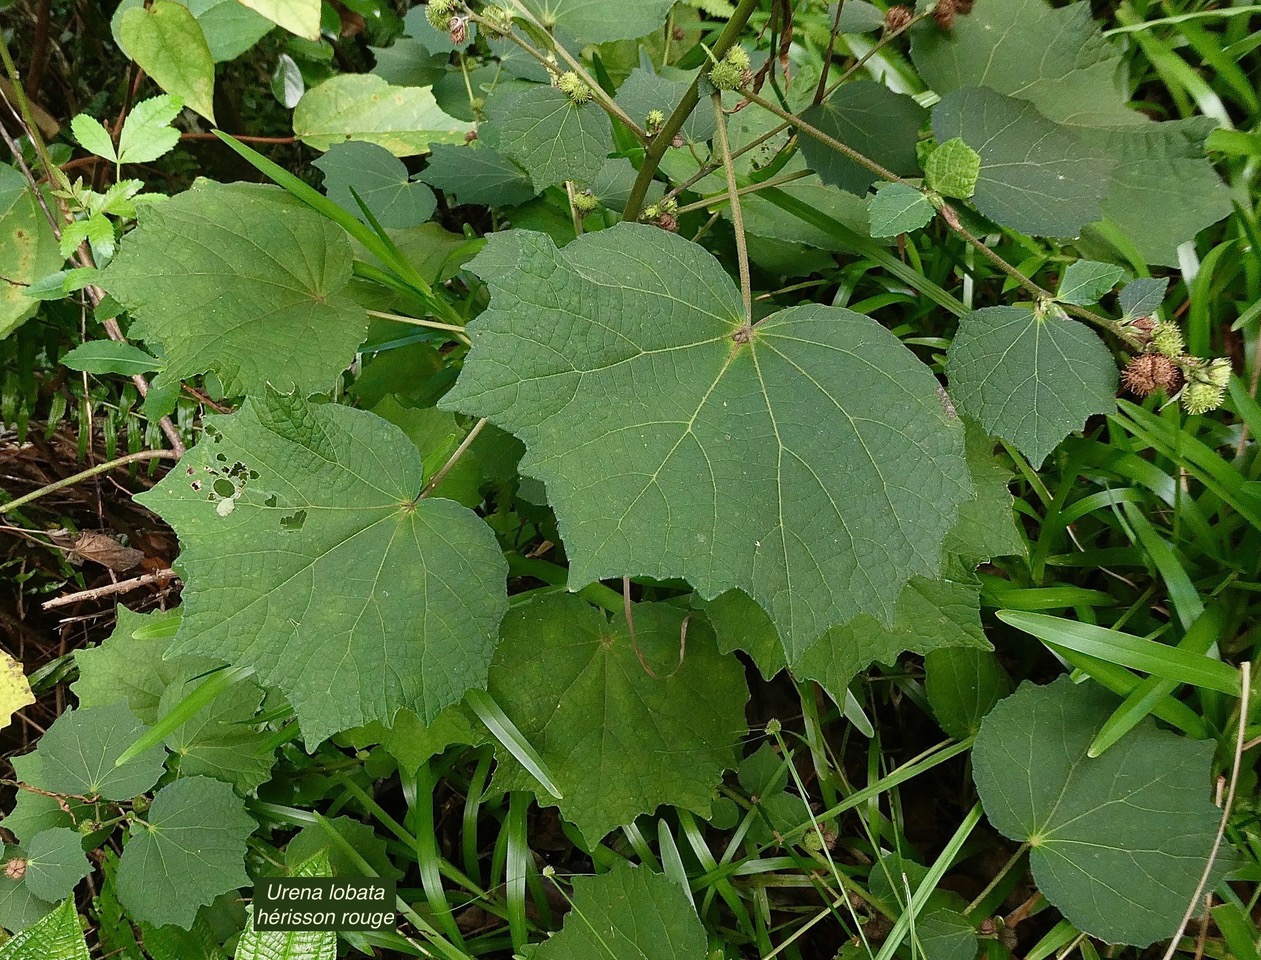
[420,418,488,499]
[964,842,1029,915]
[366,309,471,345]
[0,450,179,517]
[622,0,762,222]
[822,8,935,101]
[675,169,810,216]
[713,93,752,322]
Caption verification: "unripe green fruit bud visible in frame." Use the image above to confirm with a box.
[1182,380,1225,416]
[483,5,512,31]
[709,59,746,92]
[425,0,459,32]
[573,190,599,213]
[646,109,666,135]
[1204,357,1231,389]
[1151,322,1185,359]
[556,72,592,104]
[724,45,750,73]
[76,818,99,835]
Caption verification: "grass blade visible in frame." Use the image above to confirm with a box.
[115,664,255,766]
[465,688,563,799]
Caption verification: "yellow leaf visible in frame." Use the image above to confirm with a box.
[0,651,34,730]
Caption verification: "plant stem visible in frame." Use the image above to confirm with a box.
[964,842,1029,915]
[0,450,179,517]
[712,93,752,322]
[821,8,935,101]
[675,168,811,216]
[622,0,762,222]
[420,417,488,499]
[366,309,471,345]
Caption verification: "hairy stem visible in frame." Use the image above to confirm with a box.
[0,450,180,517]
[420,418,488,499]
[712,94,752,322]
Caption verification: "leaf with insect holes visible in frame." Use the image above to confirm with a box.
[135,390,508,745]
[1057,260,1126,306]
[115,777,254,929]
[534,860,707,960]
[913,0,1229,263]
[102,181,367,398]
[294,74,472,156]
[868,182,934,238]
[800,81,926,196]
[0,898,90,958]
[117,1,215,122]
[482,86,612,191]
[28,702,166,801]
[441,224,971,647]
[313,141,436,229]
[21,830,91,903]
[487,595,747,843]
[974,676,1228,946]
[947,306,1118,468]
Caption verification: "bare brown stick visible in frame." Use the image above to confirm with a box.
[42,569,178,611]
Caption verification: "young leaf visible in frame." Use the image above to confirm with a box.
[1119,276,1168,320]
[117,0,216,123]
[534,861,707,960]
[135,391,508,745]
[0,899,90,959]
[102,181,367,397]
[923,137,981,200]
[441,224,971,644]
[482,86,612,191]
[1,651,34,732]
[61,342,162,377]
[70,114,117,163]
[28,703,165,801]
[115,777,254,929]
[20,830,91,903]
[419,144,535,208]
[1057,261,1126,307]
[117,95,183,165]
[486,595,748,843]
[293,75,472,156]
[932,88,1112,238]
[236,0,318,40]
[312,141,436,229]
[235,852,335,960]
[799,81,926,196]
[973,676,1227,946]
[868,182,934,238]
[947,306,1118,468]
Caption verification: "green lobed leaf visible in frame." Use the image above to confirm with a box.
[380,705,488,773]
[615,68,714,144]
[0,166,64,340]
[293,74,472,156]
[73,606,209,726]
[235,852,335,960]
[159,673,275,792]
[419,143,535,207]
[534,860,708,960]
[799,81,926,196]
[913,0,1229,264]
[117,0,215,122]
[0,899,89,959]
[487,595,748,843]
[20,830,91,904]
[116,777,255,930]
[916,908,979,960]
[0,847,55,935]
[313,141,436,229]
[0,757,90,848]
[442,224,971,644]
[61,342,162,377]
[102,181,367,398]
[922,137,980,200]
[945,421,1024,562]
[514,0,674,44]
[371,398,483,508]
[1057,260,1126,306]
[482,85,612,191]
[285,819,401,882]
[868,182,934,238]
[947,305,1118,468]
[28,702,165,801]
[117,95,183,165]
[973,676,1227,946]
[135,391,508,745]
[931,88,1112,239]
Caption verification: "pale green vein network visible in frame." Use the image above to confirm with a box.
[442,224,971,654]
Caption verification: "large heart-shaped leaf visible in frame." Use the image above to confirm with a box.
[136,391,508,744]
[442,224,971,645]
[974,677,1227,946]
